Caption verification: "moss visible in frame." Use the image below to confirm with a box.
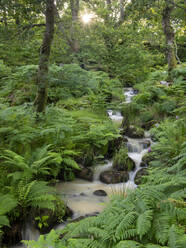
[125,125,144,138]
[113,146,135,172]
[34,197,68,234]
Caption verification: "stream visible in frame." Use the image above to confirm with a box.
[11,87,152,247]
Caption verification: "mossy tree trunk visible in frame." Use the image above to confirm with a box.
[35,0,54,113]
[162,0,177,79]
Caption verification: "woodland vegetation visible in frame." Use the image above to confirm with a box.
[0,0,185,248]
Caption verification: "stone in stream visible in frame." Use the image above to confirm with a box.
[135,168,148,185]
[80,192,87,196]
[114,156,135,172]
[141,152,155,167]
[125,125,144,138]
[75,165,94,181]
[93,190,107,196]
[113,146,135,172]
[139,140,151,149]
[100,170,129,184]
[107,136,124,158]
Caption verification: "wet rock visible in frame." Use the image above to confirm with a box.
[76,166,93,181]
[80,192,87,196]
[100,170,129,184]
[122,136,128,143]
[141,153,155,166]
[139,140,151,149]
[34,200,72,234]
[93,190,107,196]
[113,146,135,172]
[107,136,123,158]
[125,125,144,138]
[135,168,148,185]
[2,221,22,246]
[140,161,146,167]
[113,157,135,172]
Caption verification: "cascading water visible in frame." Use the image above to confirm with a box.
[54,88,151,218]
[11,87,152,247]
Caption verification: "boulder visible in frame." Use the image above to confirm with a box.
[125,125,144,138]
[141,120,156,130]
[2,221,22,246]
[113,157,135,172]
[76,166,93,181]
[141,153,155,166]
[100,170,129,184]
[113,146,135,172]
[80,192,87,196]
[135,168,148,185]
[107,136,123,158]
[122,136,128,143]
[93,190,107,196]
[139,140,151,149]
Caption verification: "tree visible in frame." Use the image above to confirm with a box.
[129,0,185,79]
[34,0,55,113]
[162,0,177,77]
[70,0,80,53]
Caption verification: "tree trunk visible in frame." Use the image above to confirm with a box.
[34,0,55,113]
[119,0,125,24]
[70,0,80,53]
[3,9,8,27]
[162,0,177,79]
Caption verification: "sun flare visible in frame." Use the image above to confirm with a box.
[82,13,92,24]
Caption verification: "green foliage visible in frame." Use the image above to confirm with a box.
[0,145,62,180]
[0,60,11,79]
[0,194,17,229]
[113,146,134,171]
[0,0,185,246]
[35,215,49,230]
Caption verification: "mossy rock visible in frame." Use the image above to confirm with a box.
[113,157,135,172]
[34,198,71,234]
[2,220,22,246]
[135,168,148,185]
[107,136,123,158]
[100,170,129,184]
[113,146,135,172]
[141,152,155,167]
[75,165,93,181]
[125,125,144,138]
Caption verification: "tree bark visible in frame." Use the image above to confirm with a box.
[70,0,80,53]
[119,0,125,24]
[34,0,55,113]
[162,0,177,78]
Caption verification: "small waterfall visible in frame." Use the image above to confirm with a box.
[12,87,151,246]
[107,110,123,122]
[123,87,135,103]
[94,161,112,181]
[21,223,40,242]
[11,223,40,248]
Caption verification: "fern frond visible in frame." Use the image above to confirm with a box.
[115,212,137,240]
[137,210,153,239]
[115,240,143,248]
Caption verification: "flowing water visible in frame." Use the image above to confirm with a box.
[11,87,152,246]
[54,88,150,218]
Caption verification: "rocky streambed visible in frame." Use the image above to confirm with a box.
[12,88,152,247]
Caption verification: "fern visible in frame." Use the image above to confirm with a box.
[0,194,17,228]
[136,210,153,239]
[115,240,144,248]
